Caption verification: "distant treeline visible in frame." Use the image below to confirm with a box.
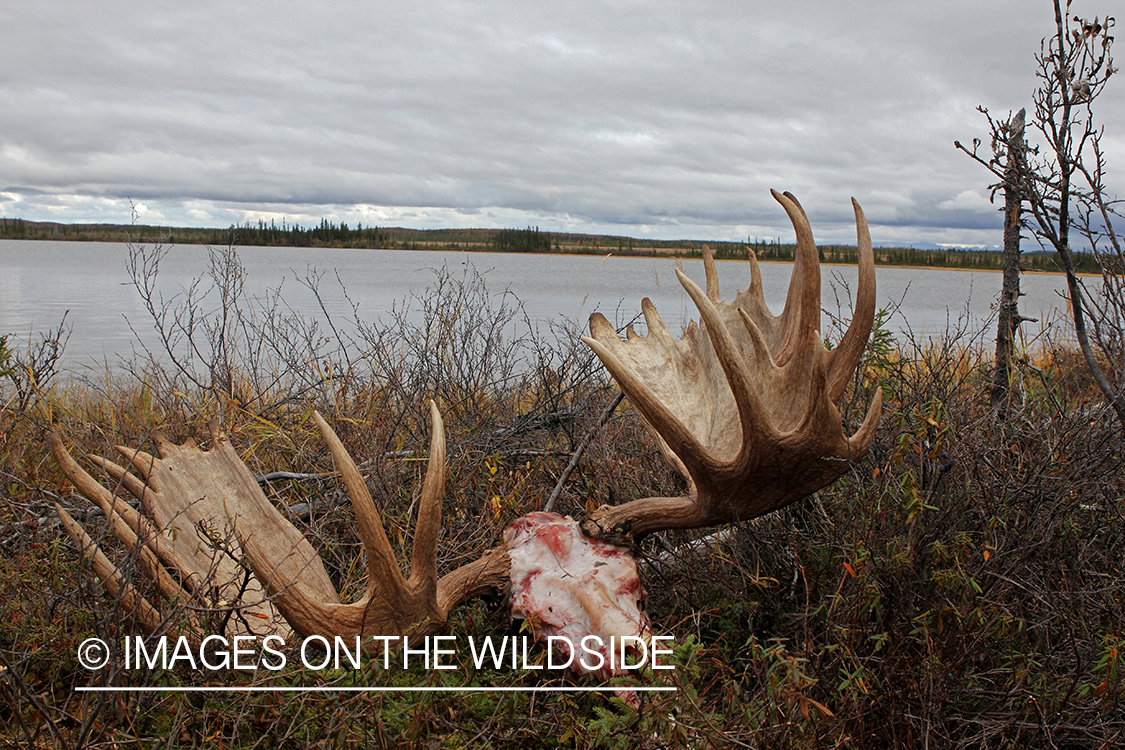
[729,239,1109,274]
[0,217,1111,273]
[491,226,554,254]
[226,218,394,248]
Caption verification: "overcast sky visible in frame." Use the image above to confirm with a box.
[1,1,1121,247]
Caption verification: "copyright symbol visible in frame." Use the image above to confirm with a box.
[77,638,110,670]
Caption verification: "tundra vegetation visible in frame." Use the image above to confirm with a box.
[0,232,1123,747]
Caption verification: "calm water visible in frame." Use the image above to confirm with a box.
[0,239,1073,371]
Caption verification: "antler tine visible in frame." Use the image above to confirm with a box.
[409,401,444,599]
[57,424,324,639]
[90,454,155,512]
[772,190,822,366]
[746,245,764,299]
[849,385,884,456]
[114,445,158,482]
[312,410,405,607]
[702,245,720,301]
[51,434,138,525]
[54,503,189,641]
[826,198,877,401]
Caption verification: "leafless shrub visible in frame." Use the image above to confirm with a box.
[5,313,71,411]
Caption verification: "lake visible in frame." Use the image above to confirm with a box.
[0,239,1074,372]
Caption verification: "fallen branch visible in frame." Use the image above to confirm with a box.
[543,392,625,514]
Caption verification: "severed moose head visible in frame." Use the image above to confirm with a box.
[51,191,881,689]
[506,512,650,681]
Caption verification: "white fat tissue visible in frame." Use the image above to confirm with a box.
[505,511,650,703]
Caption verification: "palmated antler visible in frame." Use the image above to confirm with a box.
[581,191,882,543]
[51,402,509,642]
[51,424,294,640]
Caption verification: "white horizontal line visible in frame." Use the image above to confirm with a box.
[77,686,677,693]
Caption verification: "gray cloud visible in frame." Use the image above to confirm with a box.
[1,0,1120,245]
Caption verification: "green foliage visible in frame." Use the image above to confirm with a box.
[490,226,554,254]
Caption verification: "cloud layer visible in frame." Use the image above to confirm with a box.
[1,1,1121,245]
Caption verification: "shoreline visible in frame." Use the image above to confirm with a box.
[0,235,1084,277]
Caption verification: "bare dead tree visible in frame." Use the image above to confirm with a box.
[957,1,1124,432]
[992,108,1036,415]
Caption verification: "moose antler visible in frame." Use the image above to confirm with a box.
[581,190,881,543]
[51,403,509,641]
[52,191,880,681]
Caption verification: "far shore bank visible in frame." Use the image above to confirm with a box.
[0,232,1087,277]
[369,242,1086,277]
